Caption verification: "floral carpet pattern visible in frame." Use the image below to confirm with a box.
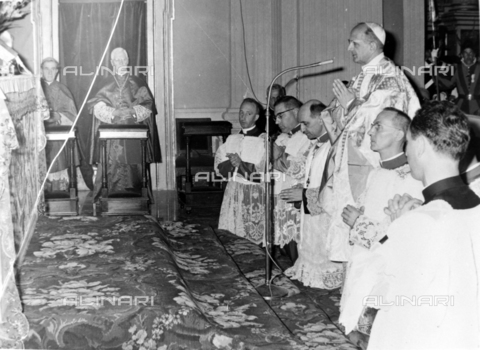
[19,216,357,349]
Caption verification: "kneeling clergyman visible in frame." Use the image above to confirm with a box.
[282,100,344,289]
[338,108,423,336]
[272,96,310,263]
[347,101,480,350]
[215,98,266,245]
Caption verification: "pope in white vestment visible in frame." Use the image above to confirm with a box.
[320,23,421,263]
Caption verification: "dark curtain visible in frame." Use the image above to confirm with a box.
[59,1,147,190]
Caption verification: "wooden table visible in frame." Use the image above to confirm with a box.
[97,124,150,216]
[44,125,79,215]
[177,121,232,214]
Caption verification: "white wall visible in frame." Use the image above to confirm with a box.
[172,0,385,130]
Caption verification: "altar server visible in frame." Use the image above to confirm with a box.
[215,98,266,244]
[361,101,480,349]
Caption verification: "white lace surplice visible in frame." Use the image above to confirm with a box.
[273,132,311,247]
[215,133,266,245]
[285,140,344,289]
[339,163,423,334]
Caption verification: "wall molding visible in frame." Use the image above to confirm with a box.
[175,108,227,121]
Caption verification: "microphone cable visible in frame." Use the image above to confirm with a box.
[238,0,265,106]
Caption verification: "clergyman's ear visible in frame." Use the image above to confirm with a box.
[416,134,427,158]
[396,129,406,142]
[254,114,259,122]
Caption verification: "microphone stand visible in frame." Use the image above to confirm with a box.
[257,59,334,300]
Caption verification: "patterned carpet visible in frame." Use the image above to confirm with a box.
[19,214,358,349]
[213,227,357,350]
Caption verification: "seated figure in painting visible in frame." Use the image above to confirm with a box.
[41,57,79,192]
[87,47,161,202]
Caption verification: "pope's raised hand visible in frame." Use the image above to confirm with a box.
[332,79,355,109]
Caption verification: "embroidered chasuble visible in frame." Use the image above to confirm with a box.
[284,135,344,289]
[319,54,421,263]
[88,74,161,201]
[272,125,311,247]
[215,127,267,245]
[338,153,423,335]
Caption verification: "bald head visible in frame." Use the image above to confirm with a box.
[111,47,128,60]
[298,99,327,139]
[111,47,129,74]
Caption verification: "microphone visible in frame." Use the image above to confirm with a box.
[296,59,334,69]
[267,59,334,98]
[261,58,334,295]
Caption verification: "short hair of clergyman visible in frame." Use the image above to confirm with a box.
[242,97,263,116]
[310,102,327,118]
[267,83,286,96]
[273,95,302,110]
[461,41,477,55]
[382,107,410,134]
[41,57,59,68]
[410,100,470,160]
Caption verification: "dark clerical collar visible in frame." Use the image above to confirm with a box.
[380,173,480,245]
[461,163,480,185]
[318,132,329,143]
[240,126,262,137]
[289,124,302,136]
[422,175,480,209]
[380,152,407,170]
